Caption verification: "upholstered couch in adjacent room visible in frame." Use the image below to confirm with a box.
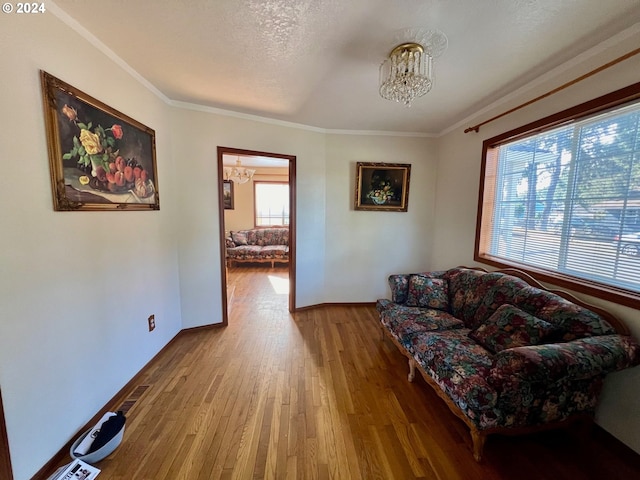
[226,227,289,267]
[376,267,640,461]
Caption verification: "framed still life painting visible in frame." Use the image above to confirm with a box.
[40,71,159,211]
[354,162,411,212]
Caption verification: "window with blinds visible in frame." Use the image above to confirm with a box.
[254,182,289,227]
[476,82,640,307]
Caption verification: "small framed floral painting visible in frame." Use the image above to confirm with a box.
[40,71,159,211]
[354,162,411,211]
[223,180,234,209]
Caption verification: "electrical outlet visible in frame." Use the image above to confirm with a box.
[148,314,155,332]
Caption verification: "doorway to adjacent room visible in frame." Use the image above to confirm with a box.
[217,147,296,325]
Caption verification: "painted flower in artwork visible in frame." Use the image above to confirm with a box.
[367,172,396,204]
[61,104,77,121]
[62,112,122,175]
[79,128,103,155]
[111,124,123,140]
[60,106,153,197]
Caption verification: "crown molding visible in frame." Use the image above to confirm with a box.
[168,100,326,133]
[324,129,433,138]
[47,1,171,104]
[46,0,436,139]
[438,22,640,137]
[48,2,640,139]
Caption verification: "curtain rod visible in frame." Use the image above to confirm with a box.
[464,47,640,134]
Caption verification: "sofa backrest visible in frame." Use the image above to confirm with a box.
[386,266,622,340]
[512,286,615,341]
[444,267,616,339]
[444,268,530,329]
[231,228,289,247]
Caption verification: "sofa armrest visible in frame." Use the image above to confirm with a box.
[376,298,394,313]
[225,236,235,248]
[387,274,410,304]
[387,271,448,304]
[489,335,640,391]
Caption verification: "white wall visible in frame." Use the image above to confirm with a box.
[171,108,328,325]
[0,12,182,480]
[324,134,437,302]
[431,28,640,453]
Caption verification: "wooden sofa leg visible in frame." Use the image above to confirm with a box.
[470,429,486,462]
[408,358,416,382]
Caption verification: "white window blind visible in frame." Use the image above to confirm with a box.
[486,101,640,293]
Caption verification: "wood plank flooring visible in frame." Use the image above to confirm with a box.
[67,267,640,479]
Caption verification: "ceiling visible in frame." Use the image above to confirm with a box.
[223,154,288,168]
[54,0,640,135]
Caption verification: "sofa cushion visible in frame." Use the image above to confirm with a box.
[406,275,449,310]
[231,231,248,245]
[469,304,561,354]
[380,306,464,348]
[512,286,615,340]
[445,268,530,329]
[260,245,288,259]
[407,330,498,424]
[226,245,262,260]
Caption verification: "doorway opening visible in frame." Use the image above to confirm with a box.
[217,147,296,325]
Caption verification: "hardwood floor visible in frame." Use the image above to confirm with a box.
[55,267,640,479]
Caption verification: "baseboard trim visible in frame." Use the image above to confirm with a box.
[294,302,376,312]
[181,322,225,333]
[31,330,184,480]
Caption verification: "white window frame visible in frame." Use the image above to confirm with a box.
[254,181,290,227]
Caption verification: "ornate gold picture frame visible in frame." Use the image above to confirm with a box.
[41,71,159,211]
[354,162,411,212]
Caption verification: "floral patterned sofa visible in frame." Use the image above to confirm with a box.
[376,267,640,461]
[225,227,289,267]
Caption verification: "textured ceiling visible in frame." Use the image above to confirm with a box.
[54,0,640,135]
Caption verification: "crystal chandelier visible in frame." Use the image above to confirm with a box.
[223,157,256,184]
[379,29,447,107]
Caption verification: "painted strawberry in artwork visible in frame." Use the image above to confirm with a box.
[61,104,153,197]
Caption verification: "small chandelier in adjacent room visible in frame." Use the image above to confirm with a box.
[224,157,256,184]
[379,28,448,107]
